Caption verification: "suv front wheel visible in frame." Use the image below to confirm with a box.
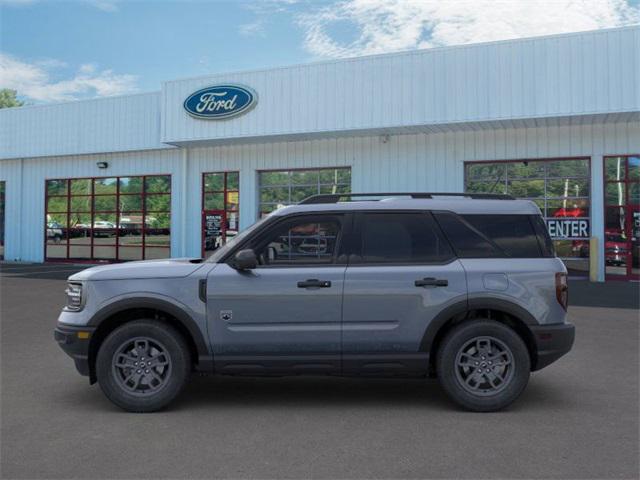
[436,320,530,412]
[96,320,191,412]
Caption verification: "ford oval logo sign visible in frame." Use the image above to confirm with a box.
[184,84,257,120]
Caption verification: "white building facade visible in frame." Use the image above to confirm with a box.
[1,27,638,281]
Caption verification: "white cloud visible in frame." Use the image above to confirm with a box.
[239,19,266,37]
[298,0,640,58]
[0,53,138,102]
[86,0,119,12]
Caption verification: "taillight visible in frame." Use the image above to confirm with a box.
[555,272,568,311]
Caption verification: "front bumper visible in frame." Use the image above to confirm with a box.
[530,322,575,371]
[54,324,95,377]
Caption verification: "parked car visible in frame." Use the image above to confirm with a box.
[575,232,634,267]
[93,221,116,237]
[46,222,64,243]
[55,192,574,413]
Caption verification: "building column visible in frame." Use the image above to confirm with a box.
[239,168,257,230]
[591,155,605,282]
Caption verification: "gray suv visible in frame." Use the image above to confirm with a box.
[55,193,575,412]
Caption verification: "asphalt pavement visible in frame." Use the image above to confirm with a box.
[1,263,638,479]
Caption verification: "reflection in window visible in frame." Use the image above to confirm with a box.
[465,158,591,275]
[255,220,341,265]
[45,175,171,262]
[258,168,351,217]
[202,172,240,258]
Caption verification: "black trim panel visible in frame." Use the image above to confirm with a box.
[54,324,95,377]
[530,322,575,371]
[342,353,429,376]
[419,299,469,352]
[88,297,212,371]
[467,297,539,325]
[214,354,341,375]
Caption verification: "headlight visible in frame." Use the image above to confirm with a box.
[65,282,84,311]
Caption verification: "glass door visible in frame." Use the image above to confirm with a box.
[202,172,239,258]
[604,156,639,280]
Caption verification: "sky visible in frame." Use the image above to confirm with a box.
[1,0,639,104]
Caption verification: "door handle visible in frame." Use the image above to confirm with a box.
[297,279,332,288]
[415,278,448,287]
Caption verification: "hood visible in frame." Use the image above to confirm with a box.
[68,258,206,281]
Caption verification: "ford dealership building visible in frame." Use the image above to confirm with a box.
[0,27,638,281]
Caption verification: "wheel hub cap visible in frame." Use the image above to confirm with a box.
[454,336,515,397]
[112,337,172,396]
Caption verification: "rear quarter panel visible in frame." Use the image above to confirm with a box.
[460,258,568,325]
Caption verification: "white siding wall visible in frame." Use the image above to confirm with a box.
[0,92,168,160]
[0,149,183,262]
[162,27,639,144]
[1,121,638,281]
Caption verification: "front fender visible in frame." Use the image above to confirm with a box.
[88,294,212,369]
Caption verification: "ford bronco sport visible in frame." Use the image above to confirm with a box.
[55,193,575,412]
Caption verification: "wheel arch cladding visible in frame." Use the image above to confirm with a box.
[422,299,538,374]
[87,298,210,384]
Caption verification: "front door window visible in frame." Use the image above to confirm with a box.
[604,156,639,279]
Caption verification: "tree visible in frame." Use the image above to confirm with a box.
[0,89,24,109]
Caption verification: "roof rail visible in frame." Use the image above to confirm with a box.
[299,192,515,204]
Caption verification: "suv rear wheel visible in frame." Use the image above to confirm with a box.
[436,320,530,412]
[96,320,191,412]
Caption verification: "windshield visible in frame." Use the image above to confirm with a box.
[205,215,271,263]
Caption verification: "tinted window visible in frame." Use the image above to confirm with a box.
[253,216,342,266]
[356,213,453,264]
[434,212,498,258]
[530,215,555,257]
[462,215,542,257]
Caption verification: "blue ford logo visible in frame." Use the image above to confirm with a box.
[183,84,257,119]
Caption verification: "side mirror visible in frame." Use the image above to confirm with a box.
[233,249,258,270]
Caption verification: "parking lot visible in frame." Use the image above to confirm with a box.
[1,263,638,479]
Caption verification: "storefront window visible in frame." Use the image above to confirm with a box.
[258,167,351,217]
[465,158,591,276]
[202,172,239,258]
[603,156,639,279]
[45,175,171,262]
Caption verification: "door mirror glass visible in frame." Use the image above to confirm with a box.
[233,249,258,270]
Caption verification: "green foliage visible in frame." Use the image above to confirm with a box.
[0,89,24,109]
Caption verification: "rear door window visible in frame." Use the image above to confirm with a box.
[354,212,454,264]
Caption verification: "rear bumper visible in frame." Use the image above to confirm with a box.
[54,324,95,377]
[530,322,575,371]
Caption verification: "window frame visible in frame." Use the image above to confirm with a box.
[257,167,352,217]
[348,210,457,267]
[201,171,240,258]
[463,157,591,269]
[44,174,171,263]
[602,154,640,280]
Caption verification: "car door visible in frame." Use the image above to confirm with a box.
[206,213,348,374]
[341,211,467,375]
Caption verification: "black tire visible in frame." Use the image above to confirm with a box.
[96,320,191,413]
[436,320,530,412]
